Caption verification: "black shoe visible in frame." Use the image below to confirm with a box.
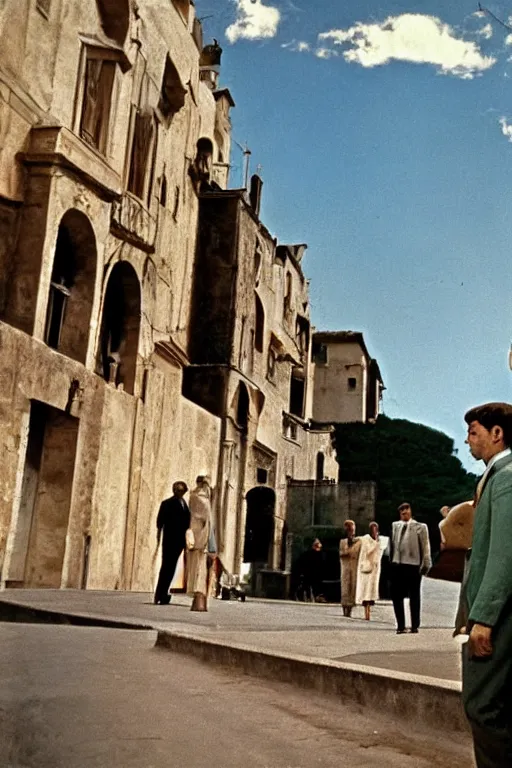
[396,629,406,634]
[410,628,419,634]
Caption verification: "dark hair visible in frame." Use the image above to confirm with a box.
[464,402,512,447]
[398,502,411,512]
[172,481,188,493]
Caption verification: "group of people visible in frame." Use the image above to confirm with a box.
[154,475,217,612]
[339,505,432,630]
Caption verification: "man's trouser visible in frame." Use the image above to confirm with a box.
[154,545,182,603]
[390,564,422,631]
[462,608,512,768]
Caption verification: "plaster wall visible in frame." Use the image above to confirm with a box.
[312,341,368,424]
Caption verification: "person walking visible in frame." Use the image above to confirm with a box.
[297,538,326,602]
[339,520,361,617]
[154,481,190,605]
[356,522,386,621]
[390,503,431,634]
[187,475,216,612]
[462,402,512,768]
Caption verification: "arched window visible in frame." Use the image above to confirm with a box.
[254,293,264,353]
[316,452,325,481]
[236,382,250,434]
[44,210,97,364]
[98,262,141,394]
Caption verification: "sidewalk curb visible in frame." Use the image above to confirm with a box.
[155,629,468,734]
[0,599,152,631]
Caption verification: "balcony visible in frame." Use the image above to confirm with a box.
[110,192,157,253]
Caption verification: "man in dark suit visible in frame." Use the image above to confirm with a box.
[462,402,512,768]
[154,481,190,605]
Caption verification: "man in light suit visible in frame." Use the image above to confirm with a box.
[462,402,512,768]
[390,502,432,634]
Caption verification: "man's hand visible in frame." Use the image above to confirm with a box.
[468,623,493,658]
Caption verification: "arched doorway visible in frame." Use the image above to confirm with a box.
[44,209,97,363]
[243,486,276,566]
[98,261,141,394]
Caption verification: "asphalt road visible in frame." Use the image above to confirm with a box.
[0,623,471,768]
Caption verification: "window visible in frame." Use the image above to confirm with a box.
[80,58,117,154]
[254,294,264,353]
[283,272,292,316]
[348,377,357,391]
[158,55,186,124]
[312,342,327,366]
[160,175,168,207]
[289,368,306,419]
[172,0,190,22]
[36,0,51,18]
[44,210,97,364]
[316,452,325,481]
[236,383,250,434]
[127,110,155,200]
[257,468,268,484]
[267,347,277,383]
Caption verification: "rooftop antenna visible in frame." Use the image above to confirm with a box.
[234,140,251,189]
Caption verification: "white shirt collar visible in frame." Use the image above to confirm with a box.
[486,447,512,471]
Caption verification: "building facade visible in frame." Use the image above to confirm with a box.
[312,331,384,425]
[0,0,340,595]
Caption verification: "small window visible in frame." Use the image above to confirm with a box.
[257,468,268,484]
[255,294,264,353]
[158,55,186,124]
[80,58,117,155]
[283,272,292,316]
[267,347,277,382]
[316,452,325,481]
[36,0,51,18]
[348,377,357,390]
[312,342,327,366]
[160,175,168,207]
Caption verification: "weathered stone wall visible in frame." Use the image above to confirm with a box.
[313,341,368,424]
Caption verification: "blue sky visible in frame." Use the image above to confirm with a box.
[199,1,512,472]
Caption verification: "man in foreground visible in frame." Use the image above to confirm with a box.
[390,503,431,633]
[463,402,512,767]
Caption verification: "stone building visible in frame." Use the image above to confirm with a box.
[0,0,339,595]
[312,331,384,425]
[0,0,230,591]
[184,190,338,580]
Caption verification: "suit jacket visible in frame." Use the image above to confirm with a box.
[466,453,512,628]
[157,496,190,552]
[390,520,432,571]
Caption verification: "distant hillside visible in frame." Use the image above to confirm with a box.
[334,416,478,549]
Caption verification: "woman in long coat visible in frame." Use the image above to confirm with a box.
[355,522,386,620]
[339,519,361,617]
[187,476,215,611]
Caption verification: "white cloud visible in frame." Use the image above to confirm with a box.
[499,117,512,142]
[475,23,493,40]
[226,0,281,44]
[506,33,512,46]
[315,47,338,60]
[281,39,310,52]
[318,13,496,79]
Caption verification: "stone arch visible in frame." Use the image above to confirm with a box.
[44,209,97,364]
[95,0,130,46]
[98,261,141,394]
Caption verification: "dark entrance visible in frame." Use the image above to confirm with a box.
[243,486,276,566]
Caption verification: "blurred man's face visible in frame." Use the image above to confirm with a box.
[173,483,187,497]
[466,420,503,464]
[345,524,355,538]
[313,541,322,551]
[399,507,412,522]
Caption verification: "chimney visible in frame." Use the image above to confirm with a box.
[200,40,222,91]
[249,174,263,217]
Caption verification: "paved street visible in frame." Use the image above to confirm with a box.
[0,623,471,768]
[0,578,463,682]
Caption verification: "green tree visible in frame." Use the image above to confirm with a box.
[334,416,478,549]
